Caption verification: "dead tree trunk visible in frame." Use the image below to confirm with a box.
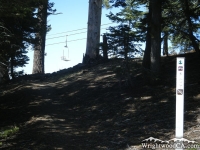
[85,0,102,61]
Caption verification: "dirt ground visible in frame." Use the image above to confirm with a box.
[0,53,200,150]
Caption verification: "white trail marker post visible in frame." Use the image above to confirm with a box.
[176,57,185,146]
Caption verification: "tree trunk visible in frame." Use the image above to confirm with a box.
[85,0,102,59]
[143,27,151,69]
[10,55,15,79]
[150,0,161,73]
[32,0,48,74]
[163,32,168,56]
[2,63,9,82]
[124,31,128,60]
[102,34,108,59]
[142,2,152,69]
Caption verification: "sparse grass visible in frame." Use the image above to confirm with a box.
[0,126,19,138]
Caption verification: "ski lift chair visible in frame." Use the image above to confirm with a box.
[61,35,70,61]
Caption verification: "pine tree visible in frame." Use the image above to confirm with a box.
[106,24,142,59]
[180,0,199,54]
[105,0,200,74]
[165,0,200,54]
[32,0,48,74]
[0,0,47,80]
[105,0,144,59]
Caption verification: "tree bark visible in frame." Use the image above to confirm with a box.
[10,55,15,79]
[150,0,161,73]
[124,30,128,60]
[85,0,102,59]
[102,34,108,59]
[32,0,48,74]
[142,2,152,69]
[163,32,168,56]
[142,26,151,69]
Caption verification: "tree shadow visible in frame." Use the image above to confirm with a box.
[0,54,200,149]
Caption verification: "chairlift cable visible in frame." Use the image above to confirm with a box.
[46,31,87,40]
[46,22,114,36]
[46,38,87,46]
[46,27,110,40]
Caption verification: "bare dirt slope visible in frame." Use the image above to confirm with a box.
[0,53,200,150]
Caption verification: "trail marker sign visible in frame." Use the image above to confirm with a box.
[176,57,185,140]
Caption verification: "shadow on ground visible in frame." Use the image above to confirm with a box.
[0,53,200,150]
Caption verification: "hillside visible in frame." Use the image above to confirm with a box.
[0,53,200,150]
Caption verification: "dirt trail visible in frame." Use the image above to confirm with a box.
[0,55,200,150]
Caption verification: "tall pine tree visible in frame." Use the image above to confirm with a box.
[32,0,48,74]
[0,0,38,80]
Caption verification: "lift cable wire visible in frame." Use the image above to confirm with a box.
[46,22,114,37]
[46,31,86,40]
[45,26,110,46]
[46,27,110,40]
[46,38,87,46]
[47,28,87,37]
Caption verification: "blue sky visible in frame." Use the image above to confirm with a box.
[22,0,119,74]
